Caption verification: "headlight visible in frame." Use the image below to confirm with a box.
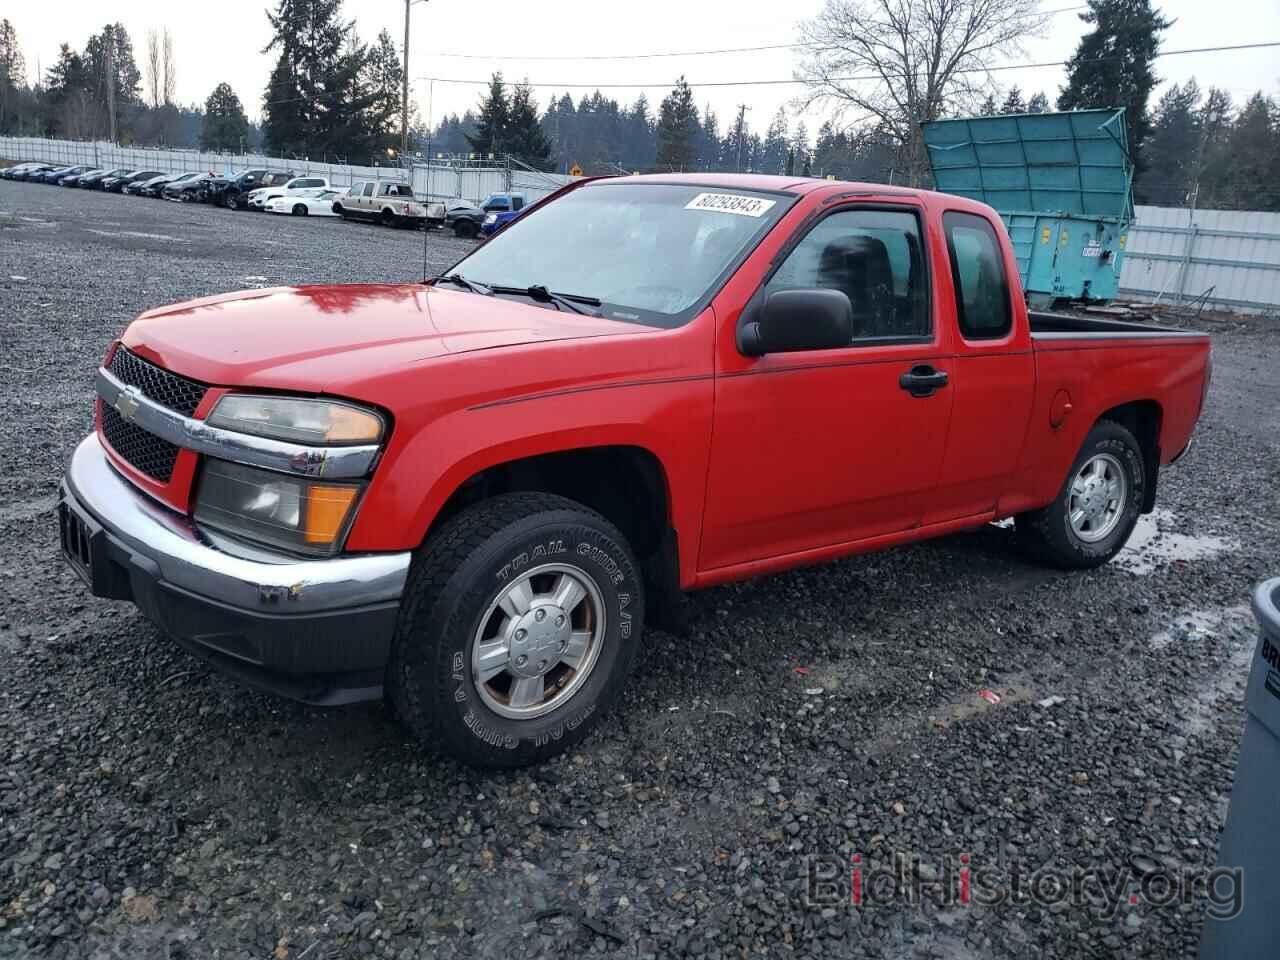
[207,395,384,445]
[195,459,362,557]
[484,213,497,225]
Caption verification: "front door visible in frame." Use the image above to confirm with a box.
[700,204,955,572]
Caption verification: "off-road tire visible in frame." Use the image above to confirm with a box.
[380,209,396,228]
[388,493,645,768]
[1018,420,1146,569]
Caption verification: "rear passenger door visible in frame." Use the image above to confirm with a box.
[701,203,955,571]
[923,210,1036,524]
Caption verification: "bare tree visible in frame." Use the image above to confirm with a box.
[146,29,161,108]
[795,0,1045,185]
[161,27,175,105]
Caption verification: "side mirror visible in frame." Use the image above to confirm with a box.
[738,289,854,357]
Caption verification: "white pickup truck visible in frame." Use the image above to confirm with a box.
[333,179,428,228]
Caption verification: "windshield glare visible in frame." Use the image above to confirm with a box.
[449,183,789,327]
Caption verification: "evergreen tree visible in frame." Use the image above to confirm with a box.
[1000,87,1026,114]
[1193,87,1235,207]
[761,107,789,174]
[261,0,354,156]
[362,28,406,154]
[508,81,552,169]
[1135,79,1201,205]
[623,94,655,170]
[655,77,698,171]
[200,81,249,150]
[85,24,141,108]
[978,94,998,116]
[1220,94,1279,210]
[0,19,25,133]
[698,104,721,171]
[1058,0,1172,170]
[791,121,811,175]
[1027,91,1050,113]
[43,43,94,137]
[466,73,510,156]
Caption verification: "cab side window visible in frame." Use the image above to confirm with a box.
[943,212,1012,340]
[764,208,930,341]
[362,183,375,197]
[348,182,364,196]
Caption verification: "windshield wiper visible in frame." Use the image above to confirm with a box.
[489,284,602,316]
[429,273,492,295]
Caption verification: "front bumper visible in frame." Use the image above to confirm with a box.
[61,434,412,704]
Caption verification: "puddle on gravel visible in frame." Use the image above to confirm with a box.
[1115,509,1236,575]
[1153,605,1255,737]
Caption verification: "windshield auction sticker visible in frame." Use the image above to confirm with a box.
[685,193,777,217]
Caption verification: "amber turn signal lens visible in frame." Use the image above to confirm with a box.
[325,405,383,443]
[304,484,360,545]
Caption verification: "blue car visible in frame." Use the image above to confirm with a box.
[478,192,529,237]
[36,165,91,184]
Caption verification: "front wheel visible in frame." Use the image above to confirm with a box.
[388,493,644,768]
[292,203,308,216]
[224,193,240,210]
[1017,420,1146,569]
[453,219,478,239]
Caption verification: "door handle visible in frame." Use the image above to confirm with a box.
[899,365,949,397]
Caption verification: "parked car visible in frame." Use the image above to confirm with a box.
[79,168,132,190]
[34,165,91,184]
[61,174,1211,768]
[9,163,55,182]
[247,175,330,211]
[125,173,175,196]
[163,172,218,202]
[59,168,105,188]
[429,198,486,238]
[264,189,342,217]
[104,170,165,193]
[333,179,427,227]
[139,172,192,198]
[206,169,295,210]
[1,162,49,180]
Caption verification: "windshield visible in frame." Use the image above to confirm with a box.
[448,182,791,327]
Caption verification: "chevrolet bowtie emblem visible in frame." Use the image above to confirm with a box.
[114,387,142,421]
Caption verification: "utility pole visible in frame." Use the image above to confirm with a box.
[734,104,750,173]
[403,0,427,161]
[105,25,117,144]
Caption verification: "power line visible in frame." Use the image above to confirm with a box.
[415,40,1280,90]
[428,5,1090,61]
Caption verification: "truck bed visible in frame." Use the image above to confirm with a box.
[1029,311,1205,340]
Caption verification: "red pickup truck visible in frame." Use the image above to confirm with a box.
[60,174,1210,766]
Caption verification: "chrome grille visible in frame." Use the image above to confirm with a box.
[101,347,209,482]
[108,347,207,417]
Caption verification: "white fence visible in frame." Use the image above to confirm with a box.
[0,136,575,205]
[1120,205,1280,314]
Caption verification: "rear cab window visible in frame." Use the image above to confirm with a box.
[764,207,930,343]
[943,211,1013,340]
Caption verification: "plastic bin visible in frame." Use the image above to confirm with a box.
[1200,578,1280,960]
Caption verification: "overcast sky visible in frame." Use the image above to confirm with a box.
[8,0,1280,139]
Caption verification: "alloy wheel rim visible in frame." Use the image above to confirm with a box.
[1068,453,1127,542]
[471,562,606,720]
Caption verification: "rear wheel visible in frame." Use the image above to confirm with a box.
[1017,420,1146,569]
[292,203,308,216]
[388,492,644,768]
[380,208,396,228]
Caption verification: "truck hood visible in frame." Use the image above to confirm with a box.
[120,283,643,393]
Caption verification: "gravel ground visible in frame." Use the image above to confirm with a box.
[1,181,1278,960]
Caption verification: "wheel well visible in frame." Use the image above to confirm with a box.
[1098,400,1161,512]
[431,446,673,561]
